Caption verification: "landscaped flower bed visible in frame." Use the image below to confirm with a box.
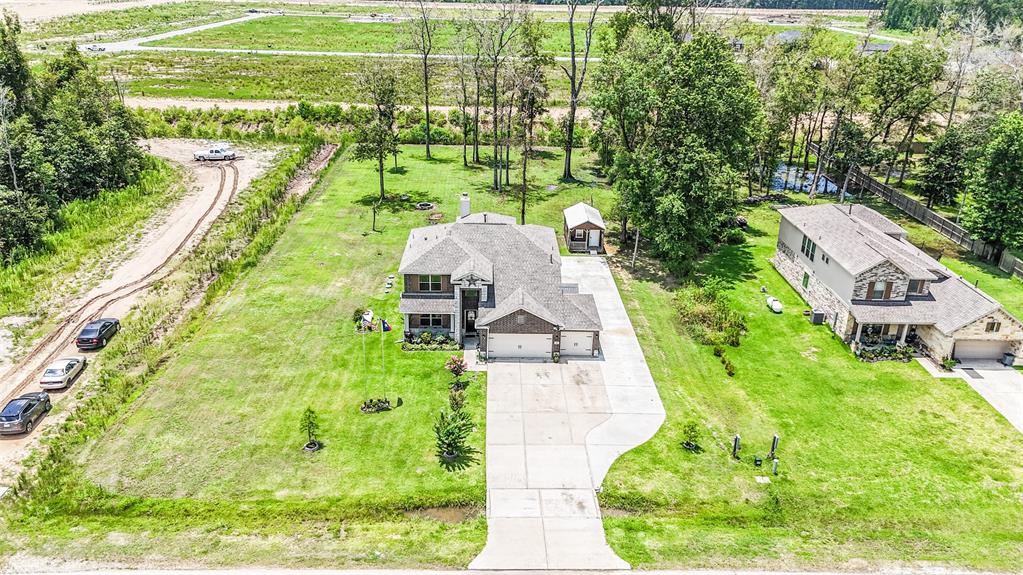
[856,344,913,363]
[402,331,460,352]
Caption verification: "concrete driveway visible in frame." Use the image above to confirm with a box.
[469,257,665,570]
[955,360,1023,434]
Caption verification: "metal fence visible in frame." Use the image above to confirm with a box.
[999,251,1023,280]
[807,142,995,260]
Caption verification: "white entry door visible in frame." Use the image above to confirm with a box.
[560,331,594,356]
[488,333,553,358]
[588,230,600,248]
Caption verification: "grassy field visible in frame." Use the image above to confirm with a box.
[5,146,612,568]
[96,51,573,106]
[600,196,1023,570]
[0,158,183,318]
[146,16,599,58]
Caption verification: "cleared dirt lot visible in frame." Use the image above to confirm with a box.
[0,139,274,483]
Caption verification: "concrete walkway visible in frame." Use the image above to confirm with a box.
[469,257,665,570]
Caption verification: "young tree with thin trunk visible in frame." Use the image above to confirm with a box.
[472,1,522,192]
[454,23,477,168]
[401,0,438,159]
[561,0,602,181]
[943,8,987,129]
[514,12,551,224]
[351,65,400,203]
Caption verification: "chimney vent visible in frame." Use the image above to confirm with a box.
[459,192,471,219]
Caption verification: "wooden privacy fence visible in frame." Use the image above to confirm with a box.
[1000,251,1023,280]
[807,142,996,260]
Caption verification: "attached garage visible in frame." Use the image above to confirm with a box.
[487,333,553,358]
[560,331,595,356]
[953,339,1011,361]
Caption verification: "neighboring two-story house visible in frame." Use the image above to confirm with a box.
[772,203,1023,364]
[398,194,602,360]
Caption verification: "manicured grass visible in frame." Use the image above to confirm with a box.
[0,158,183,317]
[600,198,1023,570]
[8,146,611,567]
[146,16,599,58]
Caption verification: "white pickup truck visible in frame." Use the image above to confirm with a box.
[193,143,237,161]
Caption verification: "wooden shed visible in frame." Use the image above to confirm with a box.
[563,202,606,253]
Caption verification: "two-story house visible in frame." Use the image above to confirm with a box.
[398,193,602,360]
[772,203,1023,364]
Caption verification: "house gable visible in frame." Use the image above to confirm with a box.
[483,309,558,334]
[852,260,908,301]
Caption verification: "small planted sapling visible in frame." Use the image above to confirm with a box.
[681,420,703,453]
[300,407,322,452]
[434,409,479,471]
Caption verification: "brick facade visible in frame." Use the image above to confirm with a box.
[486,310,557,335]
[772,239,855,338]
[852,261,908,301]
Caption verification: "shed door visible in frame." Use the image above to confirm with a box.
[488,334,552,358]
[953,340,1010,361]
[588,230,600,248]
[560,331,594,356]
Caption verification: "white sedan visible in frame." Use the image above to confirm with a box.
[39,357,87,390]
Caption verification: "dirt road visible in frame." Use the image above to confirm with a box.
[0,139,273,483]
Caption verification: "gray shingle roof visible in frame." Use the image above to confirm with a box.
[398,296,457,315]
[779,203,937,279]
[398,214,601,331]
[851,275,1001,334]
[780,203,1017,334]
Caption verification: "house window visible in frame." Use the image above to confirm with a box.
[985,321,1002,333]
[822,254,830,264]
[516,314,526,325]
[418,274,442,292]
[868,281,888,300]
[802,272,809,289]
[800,234,817,261]
[572,229,585,241]
[420,314,445,327]
[908,280,925,295]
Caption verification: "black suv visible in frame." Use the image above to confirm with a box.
[0,392,51,435]
[76,318,120,350]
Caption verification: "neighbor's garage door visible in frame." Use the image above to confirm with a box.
[560,331,594,356]
[488,333,552,358]
[954,339,1011,361]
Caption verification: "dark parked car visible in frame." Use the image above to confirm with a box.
[0,392,51,435]
[76,318,120,350]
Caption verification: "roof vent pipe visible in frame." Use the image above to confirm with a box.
[459,192,471,219]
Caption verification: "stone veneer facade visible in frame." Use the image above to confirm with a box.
[772,239,854,338]
[851,261,910,301]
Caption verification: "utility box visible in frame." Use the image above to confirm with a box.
[809,309,826,325]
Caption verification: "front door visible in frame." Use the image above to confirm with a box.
[465,309,477,335]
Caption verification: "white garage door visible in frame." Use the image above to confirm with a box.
[954,340,1010,360]
[488,333,552,358]
[560,331,594,356]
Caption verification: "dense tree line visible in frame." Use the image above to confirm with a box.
[882,0,1023,31]
[0,12,144,264]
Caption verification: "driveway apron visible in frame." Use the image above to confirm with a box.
[469,257,665,570]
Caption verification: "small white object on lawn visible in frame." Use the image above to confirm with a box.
[755,476,771,484]
[766,296,783,313]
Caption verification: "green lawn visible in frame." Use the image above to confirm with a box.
[98,51,573,106]
[146,16,599,58]
[600,199,1023,570]
[11,146,612,567]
